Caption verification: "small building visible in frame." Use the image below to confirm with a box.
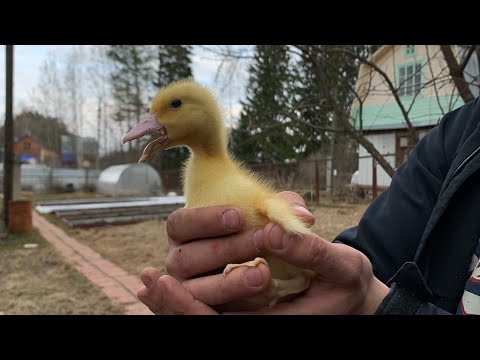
[13,135,43,162]
[350,45,479,191]
[13,134,60,167]
[97,163,163,196]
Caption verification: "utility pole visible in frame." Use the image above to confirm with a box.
[3,45,14,229]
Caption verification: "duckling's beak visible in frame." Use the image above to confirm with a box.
[123,114,170,163]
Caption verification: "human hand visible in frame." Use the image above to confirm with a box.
[224,224,390,315]
[137,191,315,314]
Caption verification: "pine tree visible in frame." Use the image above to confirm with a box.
[151,45,193,170]
[153,45,193,88]
[231,45,302,164]
[107,45,152,153]
[0,111,69,154]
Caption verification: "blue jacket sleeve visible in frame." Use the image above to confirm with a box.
[334,100,479,315]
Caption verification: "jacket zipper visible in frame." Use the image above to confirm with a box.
[436,144,480,203]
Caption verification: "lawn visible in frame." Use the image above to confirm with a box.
[0,230,124,315]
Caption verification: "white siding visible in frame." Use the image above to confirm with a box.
[358,133,395,188]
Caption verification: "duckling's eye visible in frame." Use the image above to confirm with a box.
[170,99,182,109]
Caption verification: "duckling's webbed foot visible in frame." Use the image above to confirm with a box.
[223,257,268,276]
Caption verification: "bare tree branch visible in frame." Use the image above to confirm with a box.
[426,46,446,116]
[477,47,480,85]
[459,45,476,72]
[440,45,475,103]
[323,46,419,144]
[294,45,395,176]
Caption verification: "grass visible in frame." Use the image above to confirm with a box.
[73,220,170,277]
[309,201,369,241]
[0,230,124,315]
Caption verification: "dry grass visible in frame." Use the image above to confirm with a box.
[0,230,124,315]
[72,201,370,278]
[74,220,170,277]
[310,201,369,242]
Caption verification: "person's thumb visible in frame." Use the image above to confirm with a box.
[256,223,355,283]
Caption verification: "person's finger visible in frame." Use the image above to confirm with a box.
[140,267,162,289]
[166,227,263,279]
[137,267,164,313]
[256,223,362,283]
[138,273,217,315]
[158,275,218,315]
[167,206,246,245]
[182,263,271,306]
[278,191,315,227]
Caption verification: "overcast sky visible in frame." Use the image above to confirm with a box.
[0,45,250,145]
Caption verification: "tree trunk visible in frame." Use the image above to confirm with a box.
[440,45,475,103]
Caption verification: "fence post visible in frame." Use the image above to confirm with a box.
[48,167,53,193]
[372,158,378,200]
[314,159,320,205]
[325,156,332,198]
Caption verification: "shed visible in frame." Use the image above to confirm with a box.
[97,163,163,196]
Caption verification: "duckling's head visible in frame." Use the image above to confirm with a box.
[123,79,227,162]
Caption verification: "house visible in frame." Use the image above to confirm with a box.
[12,134,60,167]
[350,45,479,191]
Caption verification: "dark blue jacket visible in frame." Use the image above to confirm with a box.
[335,97,480,315]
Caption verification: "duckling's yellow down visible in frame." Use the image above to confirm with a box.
[183,150,316,307]
[128,79,315,308]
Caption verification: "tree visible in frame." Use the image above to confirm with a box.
[151,45,193,170]
[153,45,193,88]
[440,45,479,104]
[107,45,153,153]
[0,111,69,154]
[31,52,65,121]
[231,45,306,164]
[87,45,113,169]
[63,47,88,134]
[288,45,478,178]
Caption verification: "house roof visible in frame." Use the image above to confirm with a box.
[14,134,38,144]
[369,45,390,63]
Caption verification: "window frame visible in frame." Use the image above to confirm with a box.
[397,61,423,98]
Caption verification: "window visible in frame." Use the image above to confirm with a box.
[23,142,31,151]
[405,45,415,56]
[398,63,422,97]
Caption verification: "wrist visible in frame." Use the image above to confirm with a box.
[358,277,390,315]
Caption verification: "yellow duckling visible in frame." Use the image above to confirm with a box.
[123,79,315,308]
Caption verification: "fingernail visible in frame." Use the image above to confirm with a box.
[142,276,152,289]
[269,224,290,250]
[222,209,240,229]
[253,229,264,251]
[243,267,263,288]
[293,205,312,216]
